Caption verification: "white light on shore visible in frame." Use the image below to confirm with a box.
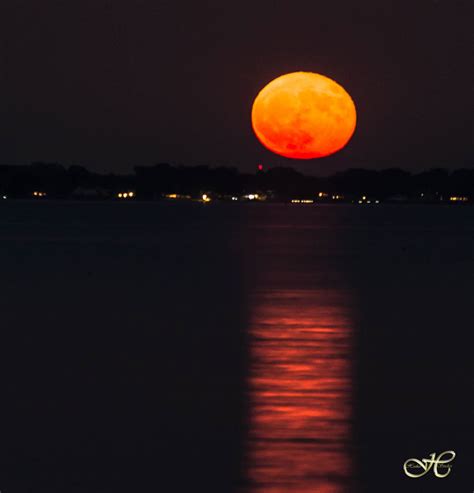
[117,191,135,199]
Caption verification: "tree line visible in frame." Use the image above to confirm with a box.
[0,162,473,201]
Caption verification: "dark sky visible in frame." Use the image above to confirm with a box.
[1,0,472,174]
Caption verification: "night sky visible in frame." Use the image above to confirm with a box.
[1,0,472,174]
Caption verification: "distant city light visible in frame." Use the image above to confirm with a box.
[164,193,191,200]
[450,196,468,202]
[201,194,211,202]
[2,195,6,200]
[117,191,135,199]
[242,193,266,201]
[231,196,238,201]
[291,199,314,204]
[33,191,46,197]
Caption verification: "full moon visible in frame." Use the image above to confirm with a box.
[251,72,356,159]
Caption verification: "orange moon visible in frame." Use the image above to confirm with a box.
[251,72,356,159]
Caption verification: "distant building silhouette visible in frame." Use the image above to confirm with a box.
[0,162,473,203]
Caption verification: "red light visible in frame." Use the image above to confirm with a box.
[258,164,263,171]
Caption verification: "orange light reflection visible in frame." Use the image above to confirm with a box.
[243,289,353,493]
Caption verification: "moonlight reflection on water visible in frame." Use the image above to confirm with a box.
[244,288,354,493]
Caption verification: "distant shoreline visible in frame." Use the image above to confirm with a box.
[1,163,473,204]
[2,197,472,206]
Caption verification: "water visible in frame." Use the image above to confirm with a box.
[0,201,472,492]
[238,206,356,493]
[245,289,353,493]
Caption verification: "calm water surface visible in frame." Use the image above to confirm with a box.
[245,289,353,493]
[0,201,472,493]
[240,207,357,493]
